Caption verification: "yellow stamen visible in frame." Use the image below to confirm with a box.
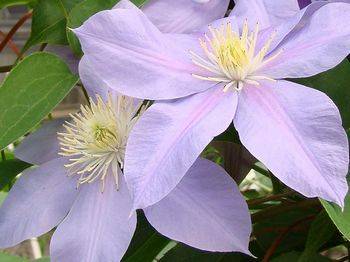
[190,20,281,91]
[58,93,147,192]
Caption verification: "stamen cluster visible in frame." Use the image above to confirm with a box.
[190,20,280,91]
[58,94,146,191]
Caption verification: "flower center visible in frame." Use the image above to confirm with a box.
[190,20,281,91]
[58,94,145,191]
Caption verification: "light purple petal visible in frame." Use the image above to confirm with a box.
[144,158,251,253]
[260,2,350,79]
[50,171,137,262]
[74,8,212,100]
[142,0,229,33]
[15,119,65,165]
[231,0,300,30]
[234,80,349,207]
[125,86,237,210]
[79,56,111,100]
[0,158,77,248]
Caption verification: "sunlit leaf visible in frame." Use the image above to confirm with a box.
[321,189,350,241]
[0,52,78,150]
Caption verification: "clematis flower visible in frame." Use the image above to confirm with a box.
[74,0,350,211]
[0,64,252,261]
[298,0,350,10]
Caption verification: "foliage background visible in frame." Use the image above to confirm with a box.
[0,0,350,261]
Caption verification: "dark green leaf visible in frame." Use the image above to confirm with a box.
[254,209,318,256]
[298,211,336,262]
[23,0,82,51]
[294,59,350,129]
[160,243,254,262]
[0,52,78,150]
[0,159,31,190]
[271,251,330,262]
[123,211,171,262]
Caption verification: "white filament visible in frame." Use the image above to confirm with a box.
[58,94,147,191]
[190,20,281,91]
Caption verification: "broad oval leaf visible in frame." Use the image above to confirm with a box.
[0,52,78,150]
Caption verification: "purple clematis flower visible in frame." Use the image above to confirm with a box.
[0,71,252,260]
[74,0,350,211]
[298,0,350,10]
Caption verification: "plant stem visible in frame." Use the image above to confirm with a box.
[262,215,315,262]
[0,30,20,55]
[251,163,270,177]
[0,11,32,53]
[80,84,90,105]
[247,191,295,206]
[251,198,320,223]
[1,150,6,161]
[0,65,12,73]
[39,43,47,51]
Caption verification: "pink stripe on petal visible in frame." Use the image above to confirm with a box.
[125,86,237,210]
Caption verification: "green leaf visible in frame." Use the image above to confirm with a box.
[298,211,336,262]
[295,59,350,129]
[271,251,330,262]
[320,173,350,241]
[34,258,50,262]
[0,0,36,9]
[0,52,78,150]
[66,0,150,56]
[159,243,254,262]
[23,0,82,51]
[66,0,117,56]
[123,211,171,262]
[0,253,28,262]
[0,192,7,205]
[254,208,318,255]
[0,159,31,190]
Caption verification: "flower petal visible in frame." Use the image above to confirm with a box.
[78,56,111,100]
[298,0,312,8]
[15,119,65,165]
[0,158,77,248]
[142,0,229,33]
[144,158,251,253]
[234,80,349,207]
[230,0,300,30]
[125,86,237,210]
[50,172,137,262]
[74,7,212,100]
[260,2,350,79]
